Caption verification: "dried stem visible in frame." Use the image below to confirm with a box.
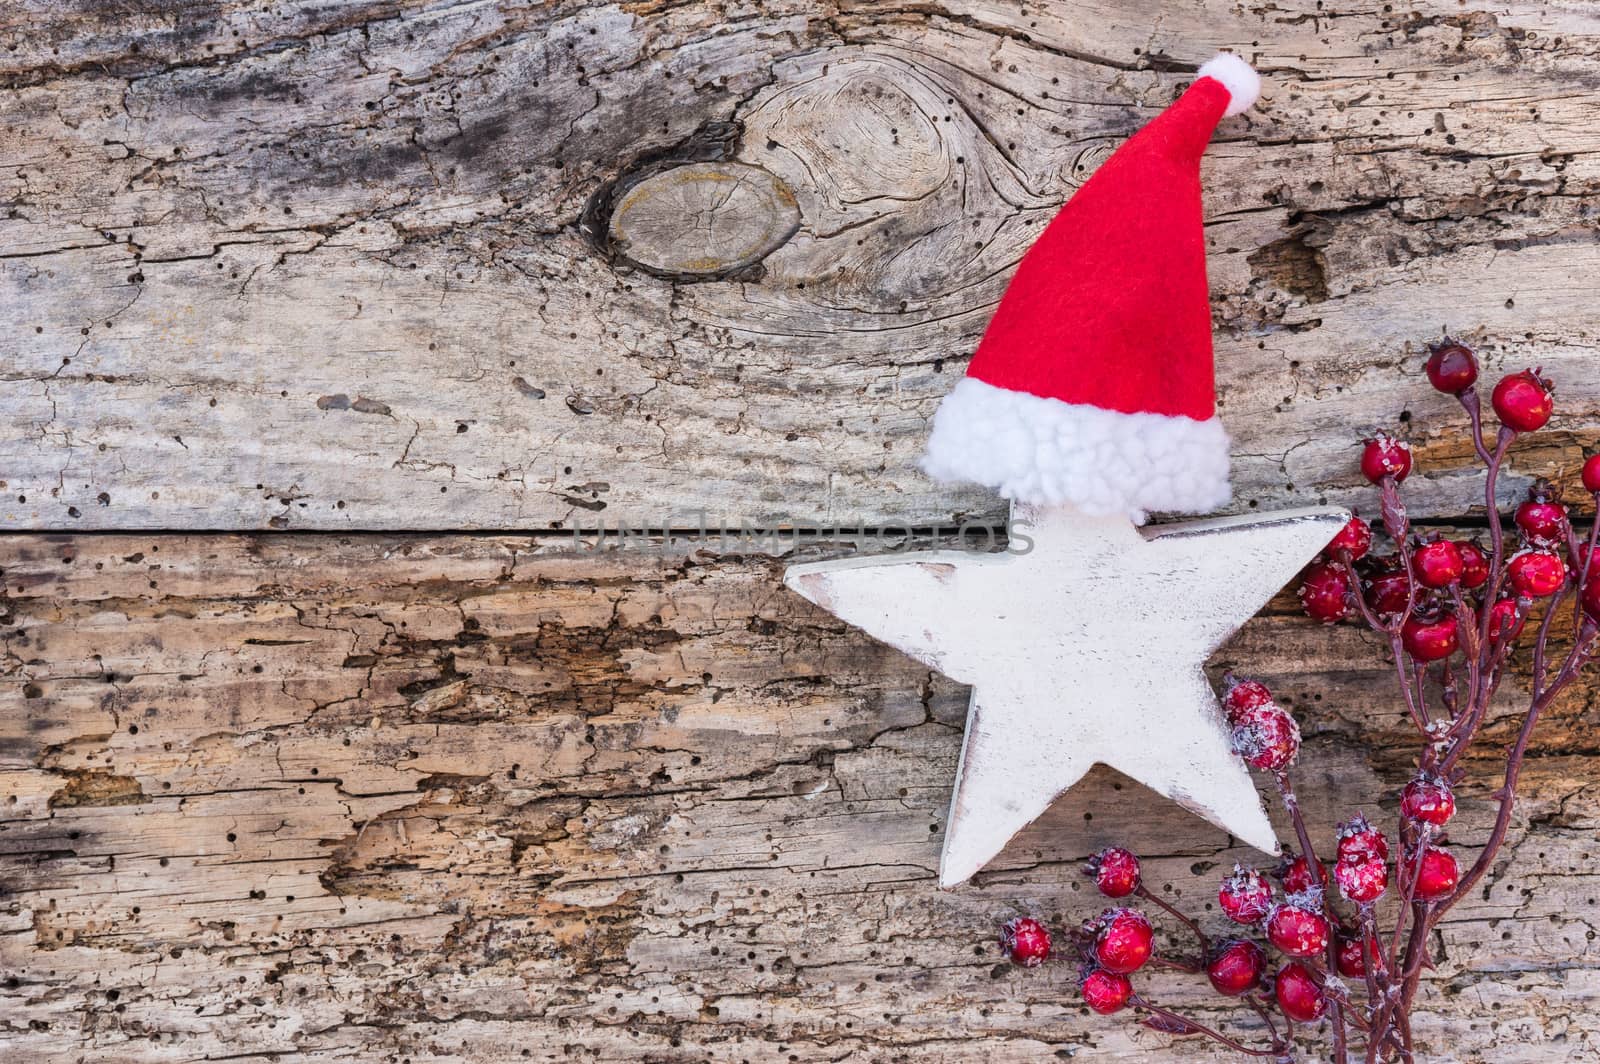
[1146,955,1203,975]
[1473,428,1516,651]
[1459,386,1492,464]
[1273,769,1348,1060]
[1138,885,1209,952]
[1451,622,1598,907]
[1131,997,1287,1058]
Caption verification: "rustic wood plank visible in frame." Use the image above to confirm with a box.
[4,0,1600,529]
[4,533,1600,1061]
[5,1,1600,1060]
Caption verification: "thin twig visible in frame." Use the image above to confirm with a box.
[1273,770,1348,1060]
[1146,955,1203,975]
[1474,428,1516,652]
[1137,885,1208,953]
[1459,386,1492,463]
[1130,998,1285,1058]
[1451,624,1599,906]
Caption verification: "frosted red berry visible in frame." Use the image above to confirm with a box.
[1456,541,1490,589]
[1583,576,1600,623]
[1492,369,1554,433]
[1487,598,1525,642]
[1231,702,1301,772]
[1414,847,1459,901]
[1401,775,1456,827]
[1425,340,1478,394]
[1218,866,1274,924]
[1275,962,1327,1022]
[1081,968,1134,1015]
[1335,814,1389,865]
[1364,564,1412,616]
[1207,939,1267,996]
[1361,436,1413,484]
[1279,853,1321,894]
[1413,539,1464,589]
[1335,934,1374,979]
[1089,847,1141,899]
[1266,903,1331,958]
[1328,515,1373,560]
[1223,677,1275,725]
[1515,490,1567,547]
[1584,455,1600,494]
[1401,613,1459,662]
[1299,562,1353,623]
[1335,858,1389,904]
[1092,909,1154,974]
[1508,550,1567,598]
[1000,917,1052,967]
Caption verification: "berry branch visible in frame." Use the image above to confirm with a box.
[993,340,1599,1062]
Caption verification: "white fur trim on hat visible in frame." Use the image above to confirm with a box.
[920,377,1232,524]
[1197,53,1261,117]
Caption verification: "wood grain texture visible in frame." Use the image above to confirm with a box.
[4,533,1600,1062]
[4,0,1600,530]
[4,1,1600,1061]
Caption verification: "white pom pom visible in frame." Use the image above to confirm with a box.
[1197,52,1260,117]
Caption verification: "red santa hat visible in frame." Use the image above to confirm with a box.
[921,54,1261,524]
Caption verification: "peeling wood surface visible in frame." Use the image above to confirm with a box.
[4,0,1600,529]
[4,0,1600,1061]
[4,534,1600,1062]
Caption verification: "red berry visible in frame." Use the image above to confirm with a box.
[1089,847,1142,899]
[1335,815,1389,865]
[1081,968,1134,1015]
[1487,598,1525,642]
[1361,436,1413,484]
[1508,550,1567,598]
[1401,613,1459,662]
[1218,865,1274,925]
[1275,962,1327,1022]
[1278,853,1321,895]
[1092,909,1154,974]
[1584,576,1600,623]
[1266,903,1331,958]
[1328,516,1373,561]
[1364,564,1412,616]
[1299,562,1353,623]
[1425,340,1478,394]
[1515,496,1568,547]
[1231,702,1301,772]
[1401,775,1456,827]
[1000,917,1052,967]
[1584,455,1600,494]
[1335,934,1375,979]
[1222,677,1275,725]
[1414,847,1459,901]
[1413,539,1464,589]
[1492,369,1554,433]
[1335,858,1389,903]
[1335,936,1363,979]
[1207,939,1267,996]
[1456,541,1490,589]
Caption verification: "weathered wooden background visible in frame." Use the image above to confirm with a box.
[3,0,1600,1061]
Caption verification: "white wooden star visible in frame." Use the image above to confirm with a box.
[785,503,1349,888]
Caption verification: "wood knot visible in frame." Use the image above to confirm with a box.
[604,161,799,280]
